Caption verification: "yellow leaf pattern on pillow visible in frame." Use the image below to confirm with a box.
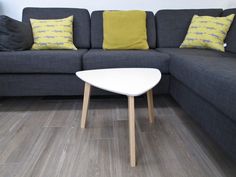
[180,14,235,52]
[30,16,77,50]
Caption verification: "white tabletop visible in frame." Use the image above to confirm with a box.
[76,68,162,96]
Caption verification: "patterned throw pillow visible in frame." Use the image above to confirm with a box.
[180,14,235,52]
[30,16,77,50]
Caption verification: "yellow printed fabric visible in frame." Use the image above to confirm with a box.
[180,14,235,52]
[103,10,149,50]
[30,16,77,50]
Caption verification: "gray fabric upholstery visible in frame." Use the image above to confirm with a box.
[22,8,90,49]
[157,48,236,58]
[221,9,236,53]
[170,77,236,161]
[0,50,87,74]
[169,54,236,123]
[0,74,170,96]
[0,74,84,96]
[91,11,156,49]
[83,49,170,73]
[155,9,222,48]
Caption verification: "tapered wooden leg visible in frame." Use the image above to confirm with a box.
[147,89,155,123]
[81,82,91,128]
[128,96,136,167]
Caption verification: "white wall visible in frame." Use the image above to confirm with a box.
[1,0,236,20]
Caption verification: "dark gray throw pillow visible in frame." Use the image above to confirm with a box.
[0,15,33,51]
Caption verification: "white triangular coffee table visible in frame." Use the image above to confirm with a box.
[76,68,162,167]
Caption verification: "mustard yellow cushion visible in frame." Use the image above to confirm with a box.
[180,14,235,52]
[30,16,77,50]
[103,10,149,50]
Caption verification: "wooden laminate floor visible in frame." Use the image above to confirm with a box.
[0,95,235,177]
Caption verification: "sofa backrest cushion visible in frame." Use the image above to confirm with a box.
[155,9,223,48]
[221,9,236,53]
[91,11,156,49]
[22,8,90,49]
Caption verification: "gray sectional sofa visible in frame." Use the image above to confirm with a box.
[0,7,235,161]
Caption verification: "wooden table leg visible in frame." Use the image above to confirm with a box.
[147,89,155,123]
[128,96,136,167]
[81,82,91,128]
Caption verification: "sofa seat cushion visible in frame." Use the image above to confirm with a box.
[157,48,236,58]
[0,49,87,74]
[169,54,236,122]
[83,49,170,73]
